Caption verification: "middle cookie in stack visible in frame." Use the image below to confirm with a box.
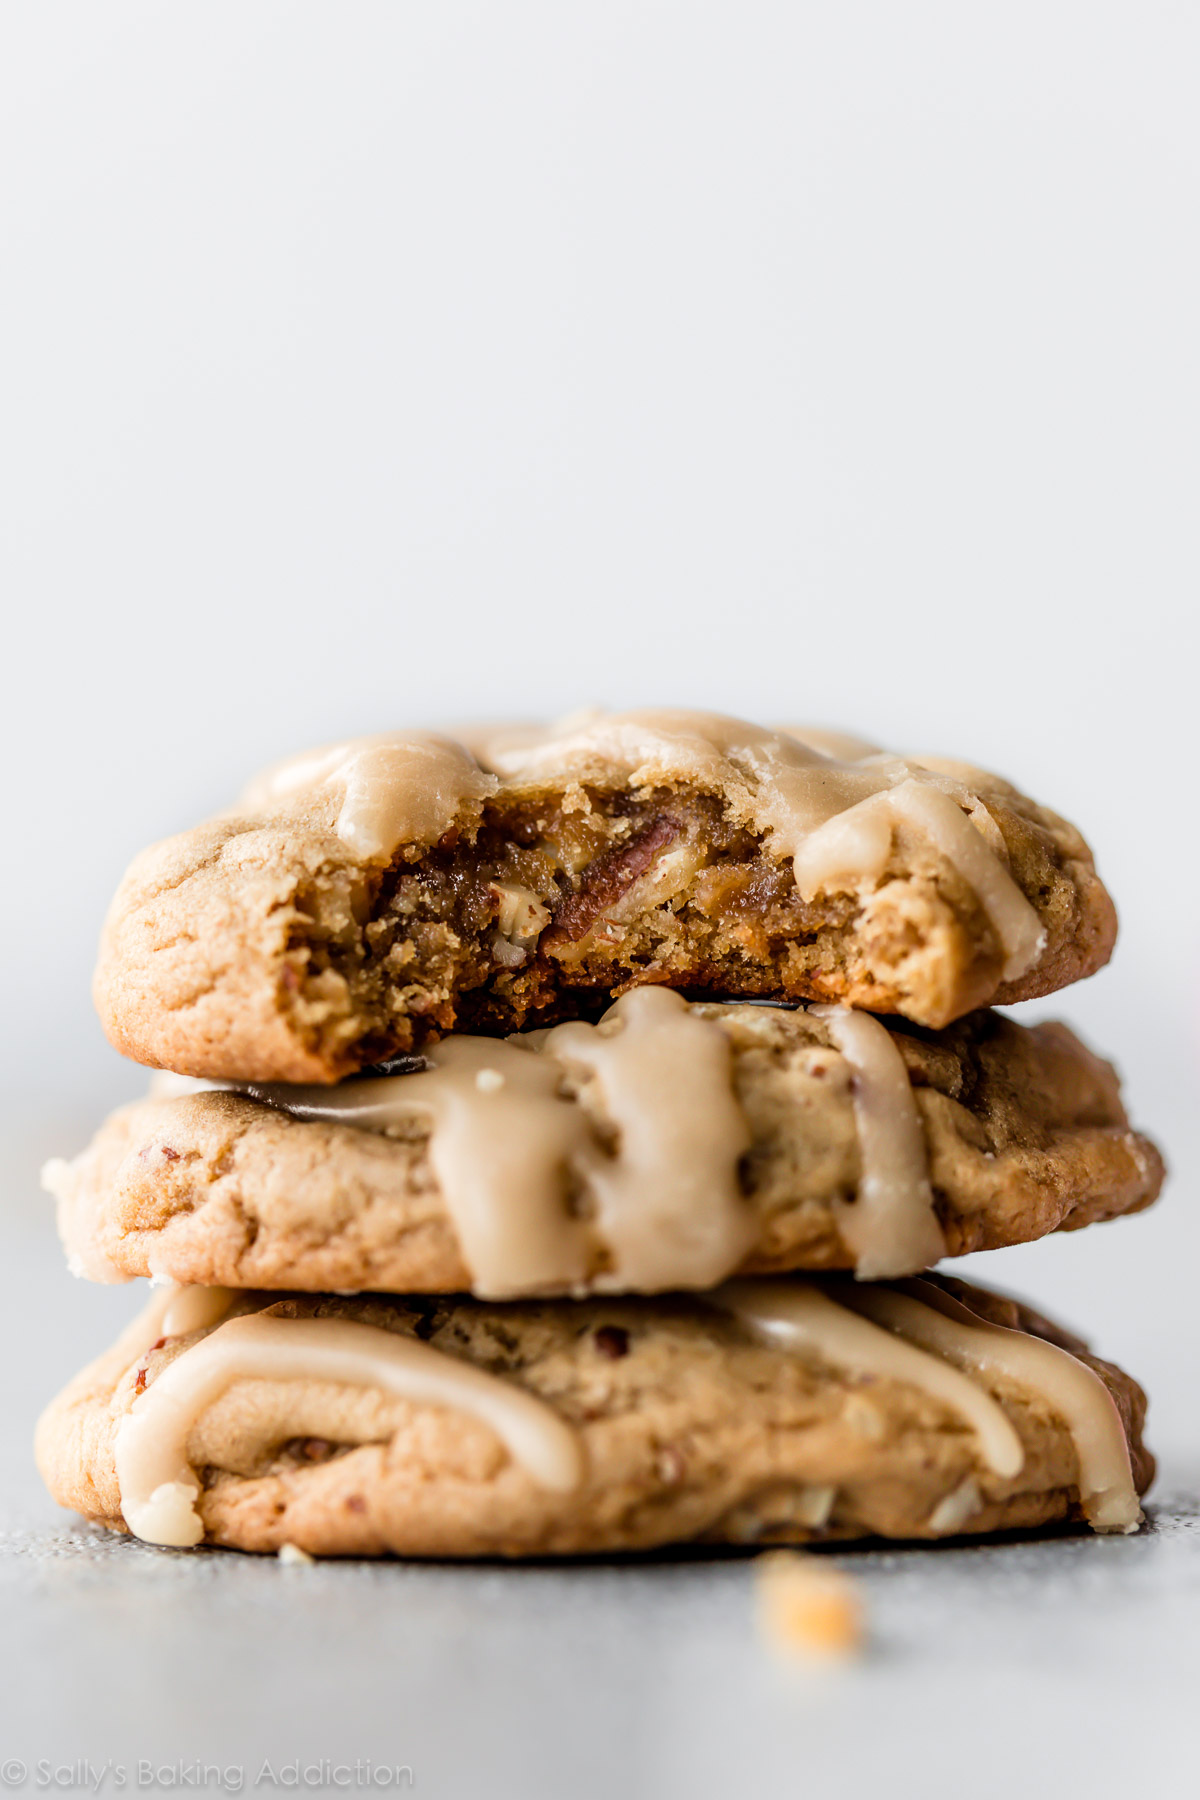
[39,713,1162,1555]
[62,995,1158,1295]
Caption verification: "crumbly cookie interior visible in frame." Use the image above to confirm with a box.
[285,783,996,1067]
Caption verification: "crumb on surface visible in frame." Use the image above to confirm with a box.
[755,1551,864,1660]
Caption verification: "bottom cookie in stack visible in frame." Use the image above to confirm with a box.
[36,1274,1151,1557]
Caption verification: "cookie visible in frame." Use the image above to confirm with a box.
[93,711,1116,1082]
[35,1274,1152,1556]
[48,995,1162,1298]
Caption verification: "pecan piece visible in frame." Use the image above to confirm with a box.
[548,816,680,944]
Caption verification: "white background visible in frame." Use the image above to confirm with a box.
[1,6,1196,1470]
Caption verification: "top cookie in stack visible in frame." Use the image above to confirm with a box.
[93,709,1117,1082]
[38,711,1160,1556]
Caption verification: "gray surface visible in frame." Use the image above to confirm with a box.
[3,1119,1198,1800]
[1,1497,1198,1800]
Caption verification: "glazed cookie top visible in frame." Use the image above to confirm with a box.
[94,709,1117,1080]
[36,1274,1152,1556]
[246,713,1081,982]
[48,998,1163,1300]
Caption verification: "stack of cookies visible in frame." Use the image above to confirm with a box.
[37,711,1162,1555]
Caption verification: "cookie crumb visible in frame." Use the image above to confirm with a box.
[755,1551,864,1660]
[278,1542,315,1566]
